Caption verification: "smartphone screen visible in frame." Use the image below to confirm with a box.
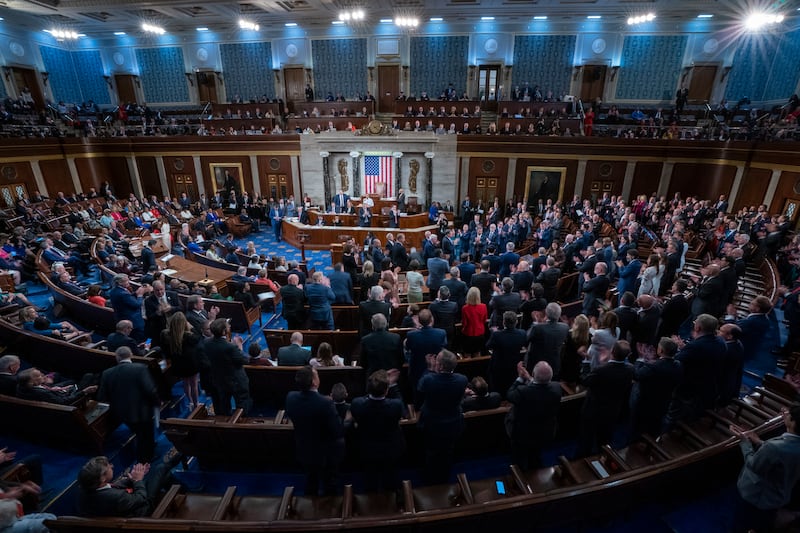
[145,338,152,345]
[495,480,505,495]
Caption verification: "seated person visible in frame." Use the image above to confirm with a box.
[254,269,280,292]
[246,254,261,270]
[16,367,97,405]
[0,288,37,309]
[56,270,86,296]
[309,342,345,368]
[19,306,82,341]
[86,285,106,306]
[76,452,183,518]
[461,376,501,412]
[233,282,259,309]
[106,320,146,356]
[247,342,275,366]
[230,266,254,285]
[0,354,21,396]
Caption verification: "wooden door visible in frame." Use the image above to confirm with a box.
[259,174,291,201]
[169,174,198,202]
[284,67,305,112]
[688,65,717,103]
[114,74,137,104]
[478,66,501,111]
[378,65,399,113]
[470,177,500,208]
[11,68,44,110]
[0,182,29,208]
[196,71,218,104]
[580,65,606,103]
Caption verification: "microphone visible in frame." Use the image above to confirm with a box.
[205,268,209,279]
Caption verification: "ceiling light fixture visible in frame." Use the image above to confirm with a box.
[196,27,209,31]
[141,23,166,35]
[697,14,713,19]
[238,19,259,31]
[338,9,365,22]
[744,11,784,30]
[46,28,80,39]
[627,13,656,25]
[534,16,548,20]
[285,22,297,27]
[332,20,344,25]
[587,15,601,20]
[113,31,126,35]
[394,16,419,28]
[380,18,392,23]
[430,17,443,22]
[481,16,495,21]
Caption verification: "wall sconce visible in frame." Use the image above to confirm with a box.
[185,72,194,87]
[103,75,112,89]
[610,66,620,82]
[349,151,360,158]
[573,66,583,81]
[424,152,435,159]
[392,151,403,159]
[721,66,732,81]
[320,151,330,158]
[40,72,49,86]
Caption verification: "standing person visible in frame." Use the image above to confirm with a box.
[348,370,407,493]
[404,260,425,304]
[460,287,488,358]
[144,280,180,347]
[526,302,569,378]
[160,312,200,410]
[505,361,562,470]
[97,347,161,463]
[730,403,800,533]
[285,366,345,496]
[486,311,527,397]
[109,274,150,341]
[630,337,682,438]
[305,271,336,330]
[270,200,285,242]
[417,350,468,484]
[581,262,610,317]
[203,318,251,416]
[576,341,634,458]
[404,309,448,396]
[279,274,307,330]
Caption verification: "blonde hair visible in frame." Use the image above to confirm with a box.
[166,312,191,355]
[466,287,481,306]
[362,260,374,276]
[570,314,590,346]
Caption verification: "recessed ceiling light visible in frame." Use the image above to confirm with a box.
[534,16,548,20]
[430,17,443,22]
[697,14,713,19]
[238,19,259,31]
[196,27,208,31]
[332,20,344,25]
[380,19,392,23]
[285,22,297,27]
[481,16,495,21]
[113,31,126,35]
[142,23,166,35]
[0,17,4,21]
[587,15,601,19]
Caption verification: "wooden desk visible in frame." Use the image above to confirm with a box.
[283,218,436,250]
[307,210,433,229]
[158,255,234,295]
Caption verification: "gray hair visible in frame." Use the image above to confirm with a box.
[371,313,388,331]
[545,302,562,322]
[0,355,20,373]
[369,285,384,301]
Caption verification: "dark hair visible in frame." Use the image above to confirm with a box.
[295,366,315,391]
[366,370,389,397]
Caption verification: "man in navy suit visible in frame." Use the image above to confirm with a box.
[388,205,401,228]
[631,337,682,437]
[285,366,345,496]
[616,249,642,297]
[729,295,772,358]
[349,369,406,492]
[277,332,312,366]
[270,201,285,242]
[404,310,448,396]
[486,311,528,397]
[109,274,150,341]
[426,249,449,295]
[417,349,468,484]
[139,240,156,274]
[328,262,353,304]
[333,189,349,214]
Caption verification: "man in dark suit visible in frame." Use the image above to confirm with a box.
[442,267,468,307]
[390,233,409,270]
[690,263,726,318]
[396,188,406,213]
[0,354,20,396]
[718,256,738,305]
[470,260,497,305]
[109,274,150,341]
[576,340,634,457]
[634,294,662,350]
[718,323,744,407]
[429,286,459,347]
[526,302,569,378]
[661,241,682,296]
[426,249,449,295]
[388,205,401,228]
[97,347,160,463]
[204,318,251,416]
[486,311,527,397]
[615,249,641,297]
[669,314,727,424]
[657,279,691,338]
[285,366,345,496]
[576,246,599,296]
[489,277,522,328]
[405,310,448,395]
[143,280,180,347]
[349,369,406,492]
[417,349,468,484]
[107,320,145,356]
[358,205,372,227]
[328,262,353,304]
[139,240,156,274]
[358,285,391,337]
[581,262,610,317]
[360,313,404,377]
[506,360,562,470]
[630,337,682,437]
[613,291,639,343]
[17,367,97,405]
[535,257,561,302]
[732,295,772,358]
[333,189,350,214]
[277,332,312,366]
[280,274,307,330]
[185,295,219,334]
[498,242,520,278]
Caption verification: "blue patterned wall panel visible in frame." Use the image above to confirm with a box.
[410,36,468,97]
[762,30,800,102]
[616,35,687,100]
[311,38,366,100]
[219,41,274,102]
[72,50,110,105]
[724,36,775,102]
[512,35,576,98]
[134,47,190,103]
[40,46,82,104]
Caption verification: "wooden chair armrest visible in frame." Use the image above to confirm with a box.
[150,484,182,519]
[509,464,532,494]
[276,486,294,520]
[557,455,580,484]
[341,484,353,519]
[456,472,474,504]
[211,486,238,521]
[402,480,415,514]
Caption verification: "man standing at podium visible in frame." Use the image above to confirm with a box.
[270,200,286,242]
[333,189,349,214]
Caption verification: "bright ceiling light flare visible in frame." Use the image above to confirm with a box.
[238,19,259,31]
[587,15,601,20]
[744,11,785,30]
[338,9,365,22]
[46,28,80,39]
[627,13,656,25]
[141,23,165,35]
[481,16,495,21]
[534,16,548,20]
[196,27,209,31]
[697,14,714,19]
[394,16,419,28]
[429,17,443,22]
[113,31,126,35]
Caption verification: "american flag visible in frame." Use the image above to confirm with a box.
[364,155,394,198]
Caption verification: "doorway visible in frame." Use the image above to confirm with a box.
[688,65,717,104]
[284,67,305,114]
[10,68,44,110]
[196,71,218,104]
[114,74,137,104]
[169,174,198,202]
[259,174,291,201]
[469,177,503,209]
[378,65,399,113]
[580,65,606,104]
[0,182,29,209]
[478,66,501,112]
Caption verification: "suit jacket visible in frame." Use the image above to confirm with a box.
[109,286,145,333]
[691,275,726,318]
[97,361,159,425]
[280,285,307,325]
[140,247,156,273]
[285,389,344,467]
[143,291,181,341]
[0,373,17,396]
[657,294,690,338]
[719,339,744,406]
[390,243,409,270]
[328,270,353,304]
[203,337,249,393]
[719,266,738,303]
[17,384,86,405]
[305,283,335,325]
[470,271,497,305]
[614,306,638,343]
[616,259,641,296]
[505,379,562,442]
[635,305,662,347]
[489,291,522,328]
[349,395,406,461]
[78,478,151,518]
[486,328,527,395]
[429,299,459,341]
[426,257,449,293]
[277,344,312,366]
[360,329,404,375]
[442,278,468,307]
[579,360,634,423]
[358,300,391,337]
[674,333,727,411]
[526,320,569,377]
[405,326,448,388]
[417,371,468,432]
[631,357,682,434]
[106,332,143,356]
[582,274,610,316]
[736,313,770,356]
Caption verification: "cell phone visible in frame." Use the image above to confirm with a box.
[145,338,152,346]
[495,480,506,495]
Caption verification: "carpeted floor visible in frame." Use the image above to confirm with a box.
[6,228,788,531]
